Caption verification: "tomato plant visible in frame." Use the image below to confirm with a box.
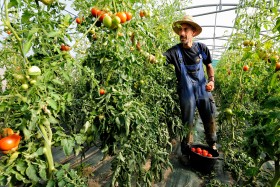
[215,1,280,185]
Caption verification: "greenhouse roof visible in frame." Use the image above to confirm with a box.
[180,0,240,60]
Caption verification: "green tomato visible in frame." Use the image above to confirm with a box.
[30,79,37,85]
[21,84,29,90]
[103,15,112,28]
[28,66,41,76]
[225,108,233,115]
[13,74,25,82]
[111,16,121,29]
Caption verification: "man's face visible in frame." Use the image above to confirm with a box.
[178,23,195,45]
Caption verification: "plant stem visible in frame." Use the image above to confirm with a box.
[4,0,29,65]
[71,18,100,50]
[39,123,55,177]
[113,0,117,13]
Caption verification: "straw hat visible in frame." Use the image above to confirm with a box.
[172,15,202,36]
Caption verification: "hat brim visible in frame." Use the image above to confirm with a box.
[172,21,202,37]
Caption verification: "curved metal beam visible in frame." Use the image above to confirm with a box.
[193,7,238,17]
[181,3,238,10]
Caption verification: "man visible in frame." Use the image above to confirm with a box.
[164,15,217,158]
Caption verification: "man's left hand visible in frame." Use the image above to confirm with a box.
[205,81,215,92]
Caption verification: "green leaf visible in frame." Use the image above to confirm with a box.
[273,17,280,33]
[47,31,61,38]
[61,138,74,156]
[22,10,33,23]
[23,38,33,55]
[52,79,63,85]
[47,98,57,110]
[125,116,130,136]
[46,180,55,187]
[38,164,47,181]
[26,164,39,182]
[8,0,19,8]
[48,115,59,124]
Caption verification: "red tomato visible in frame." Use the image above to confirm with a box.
[140,10,145,17]
[196,147,202,154]
[116,12,127,23]
[125,12,132,21]
[191,147,196,152]
[99,12,108,22]
[60,44,66,51]
[205,84,212,92]
[64,45,71,51]
[91,7,100,17]
[0,134,21,151]
[275,62,280,71]
[100,88,106,95]
[243,65,249,71]
[202,149,208,157]
[207,153,213,157]
[76,17,82,24]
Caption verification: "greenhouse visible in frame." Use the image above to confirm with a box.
[0,0,279,186]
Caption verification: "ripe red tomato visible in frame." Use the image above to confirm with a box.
[0,134,21,151]
[76,17,82,24]
[207,153,212,157]
[202,149,208,157]
[275,62,280,71]
[99,12,108,22]
[116,12,127,23]
[205,84,212,92]
[125,12,132,21]
[191,147,196,152]
[64,45,71,51]
[100,88,106,95]
[60,44,66,51]
[91,8,100,17]
[243,65,249,71]
[196,147,202,154]
[140,10,145,17]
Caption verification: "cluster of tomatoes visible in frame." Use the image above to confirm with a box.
[0,128,21,154]
[75,7,133,30]
[60,44,71,51]
[191,147,213,157]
